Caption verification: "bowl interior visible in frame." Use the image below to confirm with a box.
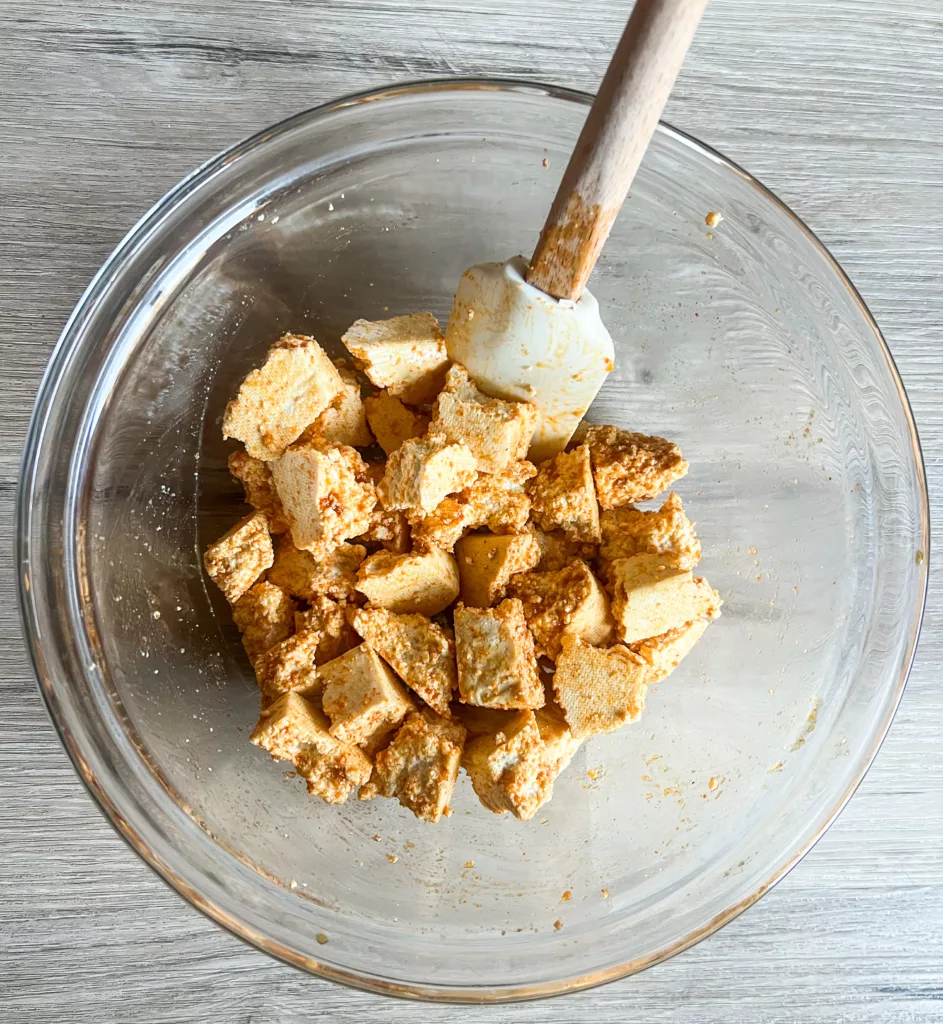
[24,83,927,999]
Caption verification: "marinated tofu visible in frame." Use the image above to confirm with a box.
[356,545,459,616]
[607,553,720,643]
[584,424,688,508]
[271,440,376,554]
[454,599,544,710]
[293,595,360,666]
[300,365,373,448]
[211,319,720,825]
[343,312,450,405]
[319,643,414,748]
[268,534,366,603]
[232,580,297,665]
[462,710,548,820]
[364,389,430,456]
[629,618,710,683]
[431,364,538,473]
[507,559,615,660]
[203,511,274,604]
[251,692,372,803]
[350,607,457,716]
[455,532,541,608]
[228,450,290,534]
[377,435,477,517]
[223,334,345,460]
[359,708,466,822]
[598,492,701,575]
[254,629,322,706]
[527,444,601,544]
[552,635,648,738]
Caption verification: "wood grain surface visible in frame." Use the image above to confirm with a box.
[2,0,942,1020]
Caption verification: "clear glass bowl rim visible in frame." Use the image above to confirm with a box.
[16,77,930,1003]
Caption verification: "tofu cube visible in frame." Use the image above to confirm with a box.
[294,595,360,665]
[607,553,721,643]
[455,532,541,608]
[410,497,476,552]
[271,441,376,554]
[359,708,466,822]
[462,461,535,532]
[222,334,345,460]
[431,364,538,473]
[527,443,600,543]
[507,559,615,660]
[629,618,710,683]
[413,461,535,552]
[552,635,648,737]
[364,390,430,456]
[454,599,544,710]
[351,607,457,717]
[203,512,274,603]
[251,692,372,803]
[254,629,322,705]
[319,643,414,747]
[599,492,701,575]
[342,312,450,405]
[300,366,373,448]
[377,435,477,517]
[295,741,374,803]
[228,450,290,534]
[584,424,688,508]
[356,545,459,616]
[268,534,366,602]
[232,580,297,665]
[462,710,550,821]
[250,691,321,761]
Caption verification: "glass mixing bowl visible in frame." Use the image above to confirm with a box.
[18,80,928,1001]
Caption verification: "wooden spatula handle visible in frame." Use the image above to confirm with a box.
[527,0,709,301]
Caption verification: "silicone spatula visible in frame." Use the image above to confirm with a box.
[446,0,709,461]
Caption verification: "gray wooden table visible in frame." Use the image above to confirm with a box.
[3,1,942,1020]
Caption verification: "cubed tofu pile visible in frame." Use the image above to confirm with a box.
[203,313,721,824]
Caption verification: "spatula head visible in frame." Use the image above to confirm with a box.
[445,257,614,462]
